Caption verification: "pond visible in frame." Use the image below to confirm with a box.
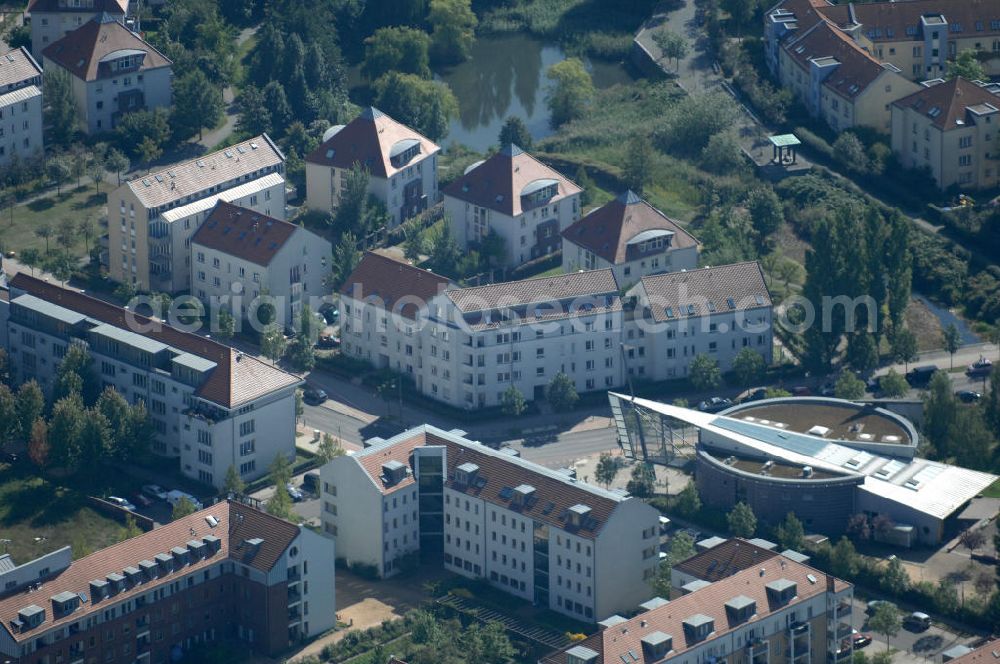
[435,33,633,151]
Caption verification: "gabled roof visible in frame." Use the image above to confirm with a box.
[892,77,1000,130]
[27,0,127,13]
[0,47,42,89]
[339,252,450,320]
[635,262,771,322]
[0,501,299,643]
[442,144,582,217]
[125,135,284,210]
[673,538,780,582]
[191,202,298,267]
[8,274,299,408]
[305,107,440,179]
[767,0,833,35]
[447,269,618,313]
[542,555,849,664]
[42,13,170,82]
[561,191,699,264]
[784,20,890,98]
[825,0,1000,42]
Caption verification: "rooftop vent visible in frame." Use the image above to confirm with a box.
[597,615,627,630]
[639,597,669,612]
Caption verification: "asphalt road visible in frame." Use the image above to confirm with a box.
[850,596,976,659]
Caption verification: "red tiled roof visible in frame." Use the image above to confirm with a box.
[339,252,450,320]
[769,0,833,34]
[561,191,699,264]
[637,261,771,323]
[0,501,299,643]
[829,0,1000,42]
[544,557,851,663]
[42,13,171,82]
[8,274,299,408]
[892,77,1000,130]
[948,639,1000,664]
[785,20,890,99]
[305,107,440,179]
[442,144,581,217]
[191,202,298,267]
[27,0,127,13]
[354,432,426,495]
[673,539,780,582]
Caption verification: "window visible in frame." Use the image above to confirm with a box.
[960,136,973,149]
[240,460,256,475]
[239,440,255,456]
[239,420,255,436]
[959,154,972,166]
[197,430,212,446]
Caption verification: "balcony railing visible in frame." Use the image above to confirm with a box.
[790,622,809,635]
[836,603,852,618]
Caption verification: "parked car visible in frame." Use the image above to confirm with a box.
[166,490,203,511]
[741,388,767,403]
[142,484,168,500]
[819,382,836,397]
[791,386,812,396]
[319,305,339,324]
[906,365,939,387]
[851,633,873,649]
[697,397,732,413]
[866,376,881,392]
[866,600,891,615]
[967,357,994,378]
[286,483,304,502]
[106,496,137,511]
[904,612,932,631]
[957,390,982,403]
[132,493,152,508]
[303,387,328,405]
[302,472,320,494]
[316,334,340,349]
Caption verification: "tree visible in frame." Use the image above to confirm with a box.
[732,348,765,389]
[961,528,987,552]
[27,418,49,468]
[19,248,41,275]
[78,216,96,256]
[881,557,910,595]
[49,395,86,470]
[626,463,656,498]
[500,385,526,416]
[775,512,805,551]
[650,530,696,597]
[834,372,866,400]
[868,602,901,652]
[829,537,860,578]
[595,453,620,489]
[623,133,653,194]
[262,81,293,137]
[403,226,427,262]
[498,116,532,151]
[0,385,16,444]
[44,67,78,147]
[236,85,272,137]
[363,26,431,80]
[727,501,757,537]
[832,132,870,174]
[372,72,459,142]
[137,137,162,170]
[172,496,197,520]
[105,148,129,186]
[428,0,477,64]
[942,322,961,369]
[746,187,783,250]
[34,222,52,254]
[689,354,722,391]
[15,380,44,442]
[116,108,171,161]
[847,332,879,375]
[216,308,235,341]
[954,408,994,470]
[427,223,461,275]
[317,433,345,464]
[546,58,594,126]
[575,165,596,207]
[675,482,701,516]
[890,328,919,372]
[948,50,987,81]
[924,371,957,457]
[546,372,579,412]
[879,369,909,398]
[120,514,142,541]
[267,454,294,519]
[87,157,104,194]
[721,0,756,32]
[171,69,225,141]
[652,29,688,71]
[47,158,71,196]
[56,343,100,405]
[330,232,361,290]
[287,336,316,372]
[223,464,245,496]
[260,323,287,364]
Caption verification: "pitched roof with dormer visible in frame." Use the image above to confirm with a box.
[561,191,699,265]
[784,20,893,99]
[442,144,582,217]
[191,202,298,267]
[305,107,440,179]
[892,77,1000,130]
[635,262,771,323]
[339,252,451,320]
[42,12,170,82]
[0,47,42,89]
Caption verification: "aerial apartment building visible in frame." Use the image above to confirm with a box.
[0,500,335,663]
[891,77,1000,189]
[0,275,300,489]
[561,190,699,287]
[26,0,128,61]
[42,12,172,134]
[443,144,582,268]
[305,107,440,226]
[0,47,44,168]
[107,135,286,292]
[319,425,661,622]
[190,202,332,327]
[340,253,773,409]
[541,548,854,664]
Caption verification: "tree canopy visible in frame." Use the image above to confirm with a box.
[546,58,595,126]
[372,72,459,142]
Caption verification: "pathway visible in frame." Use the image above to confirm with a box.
[198,26,258,150]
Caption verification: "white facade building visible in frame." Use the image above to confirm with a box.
[26,0,128,61]
[319,425,661,622]
[305,107,440,226]
[340,253,774,409]
[1,274,300,489]
[0,47,44,168]
[42,13,172,135]
[561,190,700,288]
[443,144,582,268]
[190,201,332,328]
[107,135,286,292]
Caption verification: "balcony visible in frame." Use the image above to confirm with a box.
[836,603,852,619]
[835,624,852,639]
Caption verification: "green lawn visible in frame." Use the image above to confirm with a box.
[0,466,127,564]
[981,479,1000,498]
[0,185,106,257]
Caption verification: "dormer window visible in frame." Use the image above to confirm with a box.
[512,484,537,508]
[568,503,591,528]
[382,460,408,486]
[50,592,79,618]
[454,462,479,486]
[766,578,798,605]
[17,604,45,630]
[725,595,757,624]
[682,614,715,642]
[641,631,673,659]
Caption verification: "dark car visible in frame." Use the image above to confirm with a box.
[316,334,340,349]
[958,390,982,403]
[906,365,939,387]
[303,387,328,405]
[967,357,993,378]
[698,397,732,413]
[742,388,767,403]
[320,306,340,324]
[302,472,320,494]
[851,633,872,649]
[791,386,812,396]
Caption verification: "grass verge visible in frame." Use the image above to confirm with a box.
[0,185,105,257]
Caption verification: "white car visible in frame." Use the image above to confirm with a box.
[166,490,203,511]
[107,496,137,511]
[142,484,168,500]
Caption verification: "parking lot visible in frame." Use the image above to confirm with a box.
[849,597,979,661]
